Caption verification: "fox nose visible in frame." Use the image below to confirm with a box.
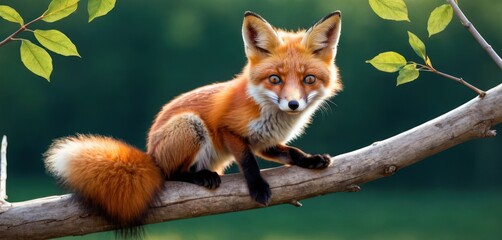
[288,100,299,110]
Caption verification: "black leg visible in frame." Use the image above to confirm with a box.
[260,144,331,169]
[239,149,272,206]
[222,131,272,206]
[170,169,221,190]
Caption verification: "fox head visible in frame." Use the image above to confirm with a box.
[243,11,342,114]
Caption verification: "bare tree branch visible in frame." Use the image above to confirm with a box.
[0,83,500,239]
[447,0,502,69]
[0,136,8,207]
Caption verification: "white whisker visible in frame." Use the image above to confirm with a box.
[307,91,319,103]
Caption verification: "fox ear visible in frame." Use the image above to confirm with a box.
[302,11,342,62]
[242,11,282,59]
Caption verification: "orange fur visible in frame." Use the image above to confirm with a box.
[44,11,343,234]
[147,77,262,175]
[146,11,342,177]
[45,135,163,226]
[149,113,207,175]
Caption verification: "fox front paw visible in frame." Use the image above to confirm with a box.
[248,178,272,206]
[296,154,332,169]
[192,170,221,190]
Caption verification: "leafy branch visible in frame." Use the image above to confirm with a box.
[365,0,493,97]
[0,0,117,81]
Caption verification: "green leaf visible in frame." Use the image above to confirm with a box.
[427,4,453,37]
[88,0,116,22]
[397,63,419,86]
[366,51,407,73]
[42,0,79,23]
[34,29,80,57]
[368,0,410,22]
[20,40,53,81]
[407,31,427,61]
[0,5,24,25]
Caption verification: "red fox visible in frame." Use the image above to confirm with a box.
[44,11,342,232]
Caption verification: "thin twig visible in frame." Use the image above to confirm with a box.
[446,0,502,69]
[0,15,43,47]
[289,199,303,207]
[411,61,486,97]
[430,66,486,97]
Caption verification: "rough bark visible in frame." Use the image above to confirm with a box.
[0,83,500,239]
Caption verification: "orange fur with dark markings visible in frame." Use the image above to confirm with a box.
[149,113,206,175]
[147,77,262,175]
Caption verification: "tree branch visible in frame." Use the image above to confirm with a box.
[0,136,7,204]
[446,0,502,69]
[0,83,500,239]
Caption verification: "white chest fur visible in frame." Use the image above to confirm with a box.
[247,106,314,150]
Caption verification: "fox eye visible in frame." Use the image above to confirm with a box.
[303,74,316,85]
[268,75,282,85]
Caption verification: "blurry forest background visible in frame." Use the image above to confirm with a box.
[1,0,501,239]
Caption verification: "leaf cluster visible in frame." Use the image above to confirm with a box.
[366,0,454,86]
[0,0,117,81]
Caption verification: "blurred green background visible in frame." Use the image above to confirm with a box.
[1,0,501,239]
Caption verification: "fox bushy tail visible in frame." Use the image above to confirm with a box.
[44,135,164,230]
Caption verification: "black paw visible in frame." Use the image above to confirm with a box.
[248,178,272,206]
[297,154,332,169]
[192,170,221,190]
